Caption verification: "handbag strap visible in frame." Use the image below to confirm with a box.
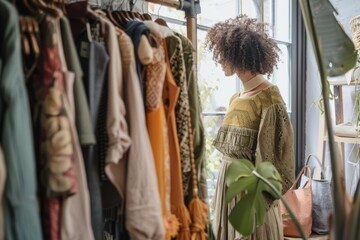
[305,154,325,179]
[290,165,312,190]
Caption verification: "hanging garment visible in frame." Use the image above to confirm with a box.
[116,27,165,240]
[144,40,166,111]
[89,13,131,239]
[175,33,207,204]
[125,21,151,99]
[27,16,76,240]
[145,39,179,238]
[162,40,192,240]
[56,18,95,240]
[76,29,109,129]
[212,85,295,240]
[143,21,174,39]
[60,17,95,146]
[97,15,132,175]
[76,24,110,240]
[89,13,131,208]
[88,13,131,239]
[0,146,5,240]
[0,1,43,239]
[165,35,192,199]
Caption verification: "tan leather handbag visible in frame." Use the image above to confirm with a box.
[280,166,313,237]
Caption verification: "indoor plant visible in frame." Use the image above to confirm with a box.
[225,0,359,239]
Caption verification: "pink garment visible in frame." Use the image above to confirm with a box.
[0,146,5,240]
[56,19,95,240]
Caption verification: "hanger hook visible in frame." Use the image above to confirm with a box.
[141,0,146,13]
[157,0,163,18]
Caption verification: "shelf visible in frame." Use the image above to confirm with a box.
[285,234,329,240]
[328,79,357,86]
[324,135,360,144]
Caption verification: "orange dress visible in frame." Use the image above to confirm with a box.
[146,39,179,239]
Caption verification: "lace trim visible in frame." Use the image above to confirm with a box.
[213,126,258,156]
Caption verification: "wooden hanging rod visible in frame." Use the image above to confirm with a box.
[145,0,181,10]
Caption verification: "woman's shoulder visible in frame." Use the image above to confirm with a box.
[229,92,240,105]
[258,84,286,106]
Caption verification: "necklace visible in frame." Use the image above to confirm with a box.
[242,74,266,92]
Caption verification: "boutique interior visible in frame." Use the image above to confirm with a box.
[1,0,360,240]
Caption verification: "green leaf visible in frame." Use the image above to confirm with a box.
[300,0,356,77]
[229,191,256,236]
[225,159,254,186]
[256,162,283,198]
[225,175,257,204]
[225,159,283,237]
[253,188,266,226]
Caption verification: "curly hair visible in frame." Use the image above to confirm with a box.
[205,15,280,77]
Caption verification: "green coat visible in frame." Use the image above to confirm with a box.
[175,33,207,203]
[0,1,42,239]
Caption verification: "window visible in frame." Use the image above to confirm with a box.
[148,0,294,214]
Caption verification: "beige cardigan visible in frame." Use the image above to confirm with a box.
[116,28,165,240]
[57,19,95,240]
[94,12,164,239]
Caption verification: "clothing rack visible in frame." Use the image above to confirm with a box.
[144,0,200,53]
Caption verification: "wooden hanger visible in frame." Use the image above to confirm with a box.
[154,1,168,26]
[155,18,168,27]
[143,13,152,20]
[19,16,40,79]
[106,10,122,28]
[19,0,38,15]
[140,0,152,20]
[32,0,61,18]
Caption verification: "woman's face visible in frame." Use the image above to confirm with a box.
[218,58,235,77]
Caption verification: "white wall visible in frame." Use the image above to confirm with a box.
[305,0,360,195]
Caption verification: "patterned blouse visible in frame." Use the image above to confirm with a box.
[213,85,295,200]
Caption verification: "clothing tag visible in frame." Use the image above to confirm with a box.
[80,41,89,58]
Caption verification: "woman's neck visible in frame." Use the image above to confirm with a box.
[237,71,265,92]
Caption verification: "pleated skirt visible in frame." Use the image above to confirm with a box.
[211,158,284,240]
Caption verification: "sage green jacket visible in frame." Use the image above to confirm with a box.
[0,1,42,239]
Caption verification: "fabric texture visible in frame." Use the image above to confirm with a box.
[29,17,76,240]
[175,33,207,204]
[165,35,192,198]
[144,37,166,111]
[100,17,132,174]
[212,85,295,240]
[56,19,95,240]
[163,40,192,239]
[93,15,131,211]
[116,27,165,240]
[145,39,177,239]
[0,1,43,239]
[125,21,151,99]
[60,17,95,146]
[76,25,109,240]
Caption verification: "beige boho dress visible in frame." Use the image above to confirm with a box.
[212,85,295,240]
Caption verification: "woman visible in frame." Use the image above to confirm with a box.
[205,15,295,240]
